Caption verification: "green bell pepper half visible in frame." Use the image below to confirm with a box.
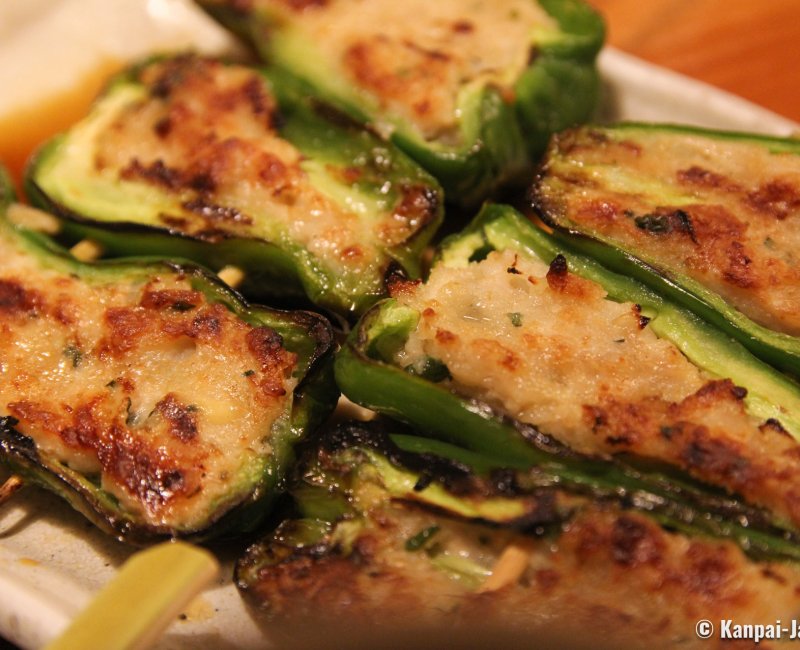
[335,203,800,538]
[236,420,800,613]
[26,56,443,317]
[0,167,338,543]
[533,122,800,376]
[197,0,604,206]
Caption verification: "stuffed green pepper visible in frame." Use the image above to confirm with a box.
[236,422,800,648]
[197,0,604,206]
[336,204,800,536]
[0,166,337,543]
[533,123,800,375]
[26,54,443,316]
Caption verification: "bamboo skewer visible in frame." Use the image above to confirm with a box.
[0,475,23,506]
[6,203,62,235]
[45,542,219,650]
[69,239,104,262]
[217,265,245,289]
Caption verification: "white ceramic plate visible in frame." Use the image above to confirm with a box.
[0,8,797,650]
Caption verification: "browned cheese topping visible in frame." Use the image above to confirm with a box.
[244,501,800,649]
[262,0,556,141]
[0,239,297,530]
[91,56,416,277]
[394,250,800,527]
[537,128,800,335]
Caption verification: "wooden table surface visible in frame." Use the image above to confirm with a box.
[587,0,800,123]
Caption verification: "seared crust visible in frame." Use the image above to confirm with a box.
[245,0,556,140]
[0,232,297,531]
[240,501,800,649]
[534,126,800,336]
[96,56,430,258]
[394,249,800,528]
[36,54,441,314]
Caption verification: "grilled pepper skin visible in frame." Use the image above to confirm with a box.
[533,123,800,375]
[0,169,338,543]
[197,0,604,207]
[336,204,800,531]
[235,422,800,647]
[26,56,443,317]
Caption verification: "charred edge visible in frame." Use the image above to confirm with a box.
[633,209,698,244]
[283,309,336,384]
[155,394,199,443]
[28,179,228,247]
[631,303,650,329]
[489,467,520,495]
[513,420,572,460]
[0,417,189,543]
[760,418,791,438]
[545,253,568,290]
[120,159,183,191]
[322,422,479,495]
[309,97,369,133]
[511,417,798,538]
[0,417,36,459]
[401,487,566,533]
[118,160,212,199]
[384,262,420,297]
[731,385,748,400]
[234,541,338,603]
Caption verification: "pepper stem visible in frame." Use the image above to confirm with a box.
[0,474,24,506]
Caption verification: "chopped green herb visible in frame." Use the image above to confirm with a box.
[63,344,83,368]
[243,369,256,377]
[405,525,441,552]
[660,426,676,439]
[124,398,138,427]
[507,312,523,327]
